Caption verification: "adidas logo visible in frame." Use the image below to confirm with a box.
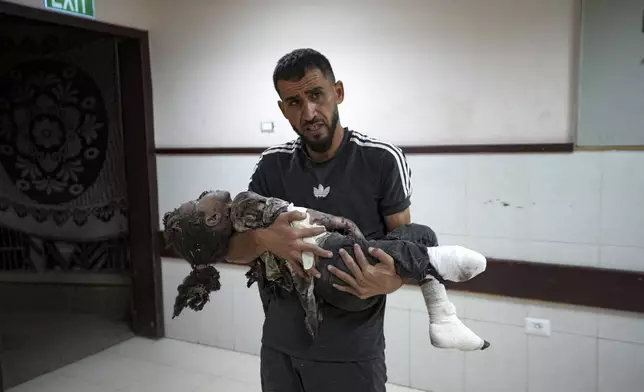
[313,184,330,199]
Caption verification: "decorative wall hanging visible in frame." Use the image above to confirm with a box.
[0,19,129,271]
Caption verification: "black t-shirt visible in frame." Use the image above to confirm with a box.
[248,128,413,362]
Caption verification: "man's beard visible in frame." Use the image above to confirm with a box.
[293,107,340,153]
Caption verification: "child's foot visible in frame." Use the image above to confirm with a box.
[421,278,490,351]
[426,245,486,282]
[429,308,490,351]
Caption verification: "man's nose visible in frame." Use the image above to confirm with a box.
[302,101,316,121]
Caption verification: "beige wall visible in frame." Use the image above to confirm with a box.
[148,0,577,148]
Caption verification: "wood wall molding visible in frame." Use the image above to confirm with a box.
[155,143,575,156]
[157,231,644,314]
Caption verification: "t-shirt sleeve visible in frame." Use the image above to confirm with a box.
[378,147,413,216]
[247,154,271,197]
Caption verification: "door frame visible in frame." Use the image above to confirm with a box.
[0,0,164,351]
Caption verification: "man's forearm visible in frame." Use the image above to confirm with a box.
[225,230,266,265]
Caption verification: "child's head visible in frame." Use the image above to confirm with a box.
[162,190,234,318]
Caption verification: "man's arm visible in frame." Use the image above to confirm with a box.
[385,207,411,232]
[225,231,266,265]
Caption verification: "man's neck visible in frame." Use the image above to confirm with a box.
[306,126,345,163]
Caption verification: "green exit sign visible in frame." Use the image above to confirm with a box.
[45,0,95,18]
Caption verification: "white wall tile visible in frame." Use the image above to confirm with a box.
[527,302,599,337]
[452,236,600,267]
[434,234,474,248]
[233,272,265,356]
[464,294,528,326]
[384,308,411,387]
[454,236,527,262]
[599,246,644,272]
[464,321,527,392]
[410,312,465,392]
[598,339,644,392]
[408,155,468,235]
[387,285,422,311]
[598,310,644,345]
[465,156,531,240]
[522,241,600,267]
[601,152,644,248]
[161,259,236,350]
[526,153,602,244]
[387,284,469,316]
[527,332,597,392]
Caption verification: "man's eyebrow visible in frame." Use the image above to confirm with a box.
[306,87,323,94]
[284,94,300,102]
[284,87,323,102]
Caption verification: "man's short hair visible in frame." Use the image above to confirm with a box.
[272,48,336,93]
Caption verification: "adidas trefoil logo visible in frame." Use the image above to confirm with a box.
[313,184,330,199]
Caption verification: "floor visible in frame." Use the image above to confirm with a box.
[1,311,133,390]
[6,337,425,392]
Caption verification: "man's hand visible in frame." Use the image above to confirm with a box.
[328,244,403,299]
[257,210,333,278]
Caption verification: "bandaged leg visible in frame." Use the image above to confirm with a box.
[421,277,490,351]
[381,223,487,283]
[426,245,487,282]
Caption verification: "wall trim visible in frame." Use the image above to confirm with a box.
[156,231,644,314]
[155,143,575,156]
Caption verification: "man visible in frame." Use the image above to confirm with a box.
[226,48,412,392]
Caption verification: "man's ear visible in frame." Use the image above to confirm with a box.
[334,80,344,104]
[277,100,286,116]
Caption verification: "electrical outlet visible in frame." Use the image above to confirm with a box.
[525,317,551,337]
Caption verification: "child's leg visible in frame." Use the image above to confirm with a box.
[382,223,438,247]
[315,233,490,351]
[421,277,490,351]
[378,224,487,283]
[367,236,490,351]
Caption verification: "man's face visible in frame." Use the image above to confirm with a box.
[277,68,344,153]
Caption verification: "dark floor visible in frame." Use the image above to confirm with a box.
[1,311,133,390]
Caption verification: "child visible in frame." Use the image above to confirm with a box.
[163,190,490,351]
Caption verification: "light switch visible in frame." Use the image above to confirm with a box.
[261,121,274,133]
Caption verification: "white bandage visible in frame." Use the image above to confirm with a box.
[425,245,487,282]
[421,278,488,351]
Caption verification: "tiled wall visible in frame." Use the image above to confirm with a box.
[157,150,644,392]
[157,151,644,271]
[161,260,644,392]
